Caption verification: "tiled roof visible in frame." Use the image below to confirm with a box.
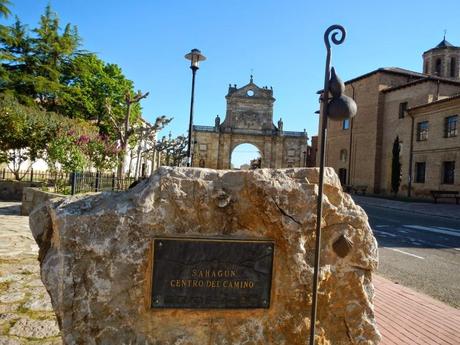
[343,67,425,85]
[436,39,455,48]
[424,39,460,54]
[381,76,460,94]
[407,93,460,112]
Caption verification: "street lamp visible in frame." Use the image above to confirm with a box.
[185,48,206,167]
[309,25,357,345]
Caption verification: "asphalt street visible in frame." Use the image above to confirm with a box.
[360,204,460,308]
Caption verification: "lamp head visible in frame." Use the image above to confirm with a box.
[185,48,206,69]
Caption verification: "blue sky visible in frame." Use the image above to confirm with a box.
[4,0,460,162]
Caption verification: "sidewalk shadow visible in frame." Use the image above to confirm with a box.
[0,203,21,215]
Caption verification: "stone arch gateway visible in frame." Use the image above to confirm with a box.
[230,143,263,169]
[192,77,308,169]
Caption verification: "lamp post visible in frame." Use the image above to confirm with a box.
[309,25,357,345]
[185,48,206,167]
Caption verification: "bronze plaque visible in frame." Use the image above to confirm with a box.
[151,238,274,309]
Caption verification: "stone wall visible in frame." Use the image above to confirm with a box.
[408,97,460,197]
[30,167,380,345]
[21,187,63,216]
[0,180,43,201]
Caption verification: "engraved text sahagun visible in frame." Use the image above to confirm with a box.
[151,238,274,309]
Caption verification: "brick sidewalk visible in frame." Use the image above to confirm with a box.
[374,275,460,345]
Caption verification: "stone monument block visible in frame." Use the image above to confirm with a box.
[30,167,380,344]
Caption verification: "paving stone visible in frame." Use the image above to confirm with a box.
[0,275,23,284]
[30,339,63,345]
[0,336,21,345]
[26,279,44,288]
[0,292,25,304]
[22,294,53,312]
[29,339,63,345]
[0,305,19,313]
[0,202,61,344]
[8,318,60,339]
[0,313,18,327]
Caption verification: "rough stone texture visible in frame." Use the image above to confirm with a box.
[21,187,63,216]
[30,167,380,345]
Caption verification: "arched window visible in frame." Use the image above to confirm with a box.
[450,57,456,78]
[435,58,442,76]
[340,149,348,162]
[424,61,428,74]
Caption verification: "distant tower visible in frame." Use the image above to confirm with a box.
[423,35,460,79]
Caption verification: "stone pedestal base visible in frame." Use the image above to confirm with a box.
[30,167,380,344]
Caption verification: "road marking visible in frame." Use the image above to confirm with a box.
[374,230,397,237]
[388,248,425,260]
[430,244,460,251]
[438,226,460,231]
[403,225,460,238]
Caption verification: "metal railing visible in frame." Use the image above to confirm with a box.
[193,125,216,132]
[0,168,136,195]
[193,125,307,137]
[283,130,307,137]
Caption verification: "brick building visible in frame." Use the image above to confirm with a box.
[318,38,460,197]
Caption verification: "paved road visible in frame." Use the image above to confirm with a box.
[360,203,460,308]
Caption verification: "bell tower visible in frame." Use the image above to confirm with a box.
[220,76,276,132]
[423,36,460,79]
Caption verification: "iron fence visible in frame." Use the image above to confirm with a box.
[0,168,136,195]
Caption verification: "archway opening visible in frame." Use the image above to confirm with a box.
[231,143,261,170]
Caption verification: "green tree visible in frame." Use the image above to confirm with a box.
[31,5,80,111]
[0,95,58,179]
[84,134,119,172]
[62,54,135,123]
[0,0,12,18]
[156,133,187,167]
[391,136,402,196]
[44,119,98,173]
[0,5,80,110]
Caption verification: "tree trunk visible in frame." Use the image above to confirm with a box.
[391,136,401,196]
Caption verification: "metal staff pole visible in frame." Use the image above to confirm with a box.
[309,24,355,345]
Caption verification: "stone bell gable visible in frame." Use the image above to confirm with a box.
[221,76,276,132]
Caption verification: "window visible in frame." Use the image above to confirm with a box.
[416,121,429,141]
[342,119,350,130]
[340,149,347,162]
[415,162,426,183]
[399,102,408,119]
[338,168,347,185]
[451,57,456,78]
[287,149,296,157]
[445,115,458,138]
[424,62,429,74]
[442,161,455,184]
[435,58,442,76]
